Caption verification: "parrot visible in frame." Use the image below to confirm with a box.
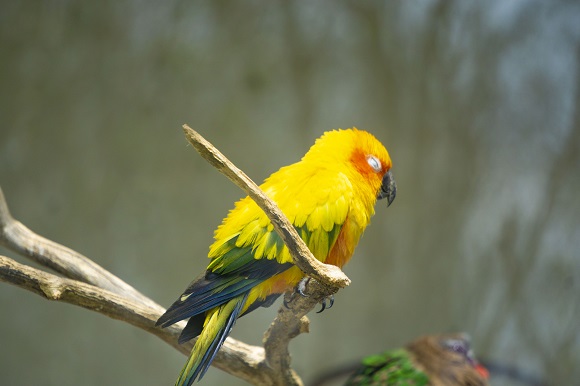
[156,128,396,385]
[344,333,490,386]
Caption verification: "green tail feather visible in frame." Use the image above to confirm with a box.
[175,293,248,385]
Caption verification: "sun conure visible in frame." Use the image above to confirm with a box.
[156,128,396,385]
[345,333,490,386]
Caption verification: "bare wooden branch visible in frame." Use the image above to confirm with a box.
[0,126,350,386]
[0,253,167,339]
[182,124,351,290]
[0,187,158,309]
[0,249,329,386]
[0,254,270,385]
[261,280,334,386]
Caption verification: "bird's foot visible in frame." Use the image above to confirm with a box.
[283,277,335,313]
[284,277,311,308]
[316,295,334,313]
[297,276,310,297]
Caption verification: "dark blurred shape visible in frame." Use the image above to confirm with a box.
[312,333,552,386]
[344,333,488,386]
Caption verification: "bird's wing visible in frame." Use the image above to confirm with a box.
[157,168,353,327]
[208,167,354,271]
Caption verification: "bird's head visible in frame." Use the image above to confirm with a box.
[302,128,396,207]
[407,333,490,386]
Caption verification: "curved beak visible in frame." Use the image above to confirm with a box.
[377,170,396,207]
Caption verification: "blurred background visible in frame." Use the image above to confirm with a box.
[1,1,578,385]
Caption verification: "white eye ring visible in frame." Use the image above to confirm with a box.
[367,155,382,172]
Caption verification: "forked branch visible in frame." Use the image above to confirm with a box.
[0,125,351,385]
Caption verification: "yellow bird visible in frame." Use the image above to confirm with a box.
[157,128,396,385]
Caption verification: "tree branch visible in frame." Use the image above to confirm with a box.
[261,281,333,385]
[0,125,350,385]
[0,187,158,309]
[0,254,269,385]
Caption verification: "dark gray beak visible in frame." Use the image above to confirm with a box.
[377,170,396,206]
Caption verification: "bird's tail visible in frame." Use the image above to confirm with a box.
[176,293,248,386]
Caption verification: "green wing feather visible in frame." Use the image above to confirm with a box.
[208,167,354,268]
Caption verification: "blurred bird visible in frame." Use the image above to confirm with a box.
[345,333,490,386]
[156,128,396,385]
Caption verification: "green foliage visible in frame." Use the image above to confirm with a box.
[346,349,429,386]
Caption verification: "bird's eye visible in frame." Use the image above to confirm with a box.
[366,155,382,172]
[443,339,469,355]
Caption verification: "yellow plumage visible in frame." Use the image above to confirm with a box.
[157,128,395,385]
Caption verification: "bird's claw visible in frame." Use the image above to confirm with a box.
[284,278,335,313]
[316,295,335,313]
[284,277,312,308]
[297,277,310,297]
